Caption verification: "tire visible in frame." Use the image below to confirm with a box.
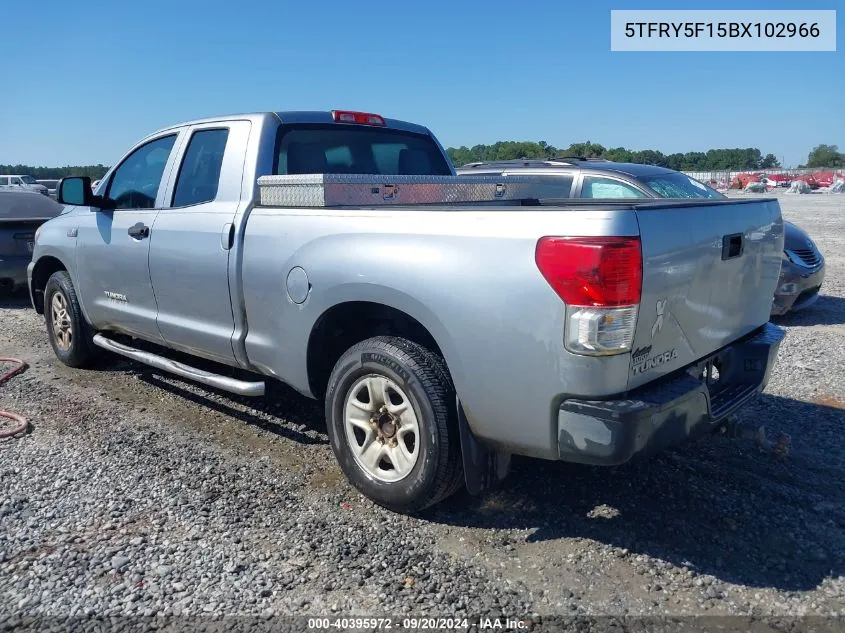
[325,336,463,513]
[44,271,98,368]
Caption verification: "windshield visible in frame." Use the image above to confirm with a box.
[274,125,452,176]
[641,173,724,199]
[20,175,37,184]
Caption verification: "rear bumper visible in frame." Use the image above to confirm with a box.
[557,322,785,466]
[0,255,31,291]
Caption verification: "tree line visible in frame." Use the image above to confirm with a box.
[447,141,783,171]
[0,164,110,180]
[3,144,841,179]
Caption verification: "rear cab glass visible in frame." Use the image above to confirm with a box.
[273,125,452,176]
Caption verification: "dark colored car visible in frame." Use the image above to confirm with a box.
[457,158,825,316]
[0,190,64,294]
[773,222,825,315]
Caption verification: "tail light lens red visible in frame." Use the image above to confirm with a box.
[535,236,643,307]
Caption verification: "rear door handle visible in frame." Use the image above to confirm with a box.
[221,223,234,250]
[128,222,150,240]
[721,233,744,260]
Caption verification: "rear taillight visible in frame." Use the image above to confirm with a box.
[535,236,642,356]
[331,110,386,126]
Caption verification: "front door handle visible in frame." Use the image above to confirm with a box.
[128,222,150,240]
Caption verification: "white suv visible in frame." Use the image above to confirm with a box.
[0,175,49,195]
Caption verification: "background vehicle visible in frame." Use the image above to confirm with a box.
[458,158,825,316]
[29,111,784,513]
[773,223,825,316]
[0,174,49,195]
[0,190,63,294]
[36,179,61,198]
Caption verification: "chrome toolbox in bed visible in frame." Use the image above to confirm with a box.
[256,174,568,207]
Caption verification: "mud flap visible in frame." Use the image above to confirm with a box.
[457,398,511,495]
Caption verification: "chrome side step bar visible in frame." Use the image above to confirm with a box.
[92,334,265,397]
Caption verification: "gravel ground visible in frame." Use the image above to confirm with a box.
[1,191,844,631]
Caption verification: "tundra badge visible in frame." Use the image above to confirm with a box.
[104,291,128,302]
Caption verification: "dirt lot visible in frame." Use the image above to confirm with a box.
[1,191,844,630]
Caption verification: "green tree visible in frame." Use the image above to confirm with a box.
[563,141,606,158]
[603,147,633,163]
[629,149,666,166]
[806,144,844,168]
[663,153,686,170]
[760,154,781,169]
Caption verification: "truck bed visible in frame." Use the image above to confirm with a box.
[240,195,782,458]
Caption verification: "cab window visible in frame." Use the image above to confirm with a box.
[106,135,177,209]
[580,176,647,199]
[274,125,452,176]
[172,129,230,207]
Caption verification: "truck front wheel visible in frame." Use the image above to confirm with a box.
[44,271,98,368]
[325,336,463,513]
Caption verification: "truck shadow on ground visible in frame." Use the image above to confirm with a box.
[138,373,329,445]
[77,332,328,444]
[772,294,845,326]
[430,393,844,593]
[101,350,329,445]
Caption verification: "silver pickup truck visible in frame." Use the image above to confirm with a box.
[29,110,786,513]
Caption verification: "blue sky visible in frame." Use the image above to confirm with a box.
[1,0,841,167]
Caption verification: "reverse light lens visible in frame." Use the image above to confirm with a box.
[565,305,639,355]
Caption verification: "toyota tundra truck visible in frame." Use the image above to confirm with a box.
[29,110,785,513]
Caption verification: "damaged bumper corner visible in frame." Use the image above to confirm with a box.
[556,322,785,466]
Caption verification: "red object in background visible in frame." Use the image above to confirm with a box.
[766,174,790,183]
[810,171,836,187]
[793,175,820,189]
[730,173,761,189]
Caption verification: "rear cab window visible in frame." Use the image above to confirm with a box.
[171,128,230,207]
[273,125,452,176]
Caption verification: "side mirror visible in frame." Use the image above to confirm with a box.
[57,176,115,209]
[57,176,92,205]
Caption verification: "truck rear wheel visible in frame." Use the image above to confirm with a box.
[325,336,463,513]
[44,271,98,368]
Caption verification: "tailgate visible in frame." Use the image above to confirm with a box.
[627,198,783,390]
